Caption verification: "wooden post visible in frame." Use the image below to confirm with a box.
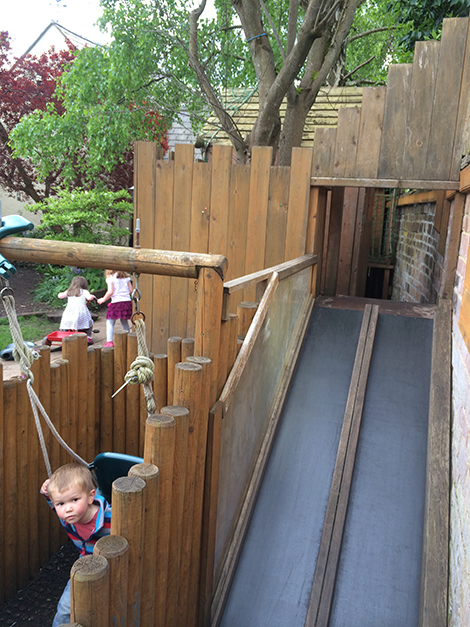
[194,266,224,406]
[160,406,190,627]
[111,476,146,627]
[94,535,129,627]
[185,356,212,627]
[167,337,182,406]
[153,354,168,412]
[16,378,29,590]
[86,347,97,460]
[226,313,239,374]
[62,335,80,456]
[113,331,128,453]
[217,318,230,397]
[199,401,223,627]
[70,554,110,627]
[100,347,114,452]
[173,362,203,627]
[3,380,17,600]
[237,302,258,339]
[126,332,140,456]
[144,413,176,627]
[307,187,328,296]
[129,463,160,627]
[181,337,195,361]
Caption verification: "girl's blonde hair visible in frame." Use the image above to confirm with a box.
[48,462,96,496]
[105,269,129,280]
[67,275,90,297]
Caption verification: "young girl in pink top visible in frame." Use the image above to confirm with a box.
[97,270,133,347]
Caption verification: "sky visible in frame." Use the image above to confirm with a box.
[3,0,108,58]
[3,0,217,59]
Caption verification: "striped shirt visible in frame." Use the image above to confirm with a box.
[51,494,112,556]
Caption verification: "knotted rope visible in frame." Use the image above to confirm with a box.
[122,316,156,415]
[1,287,89,477]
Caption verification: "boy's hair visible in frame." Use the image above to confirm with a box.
[48,463,96,496]
[105,269,129,280]
[67,275,90,297]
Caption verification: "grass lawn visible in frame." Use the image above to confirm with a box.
[0,315,58,350]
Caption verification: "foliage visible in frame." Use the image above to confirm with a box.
[387,0,470,51]
[0,31,75,202]
[33,265,105,307]
[343,1,413,84]
[10,22,169,187]
[0,315,58,349]
[31,188,132,246]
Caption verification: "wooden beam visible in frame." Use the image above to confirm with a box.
[398,191,438,206]
[310,177,460,190]
[223,254,317,295]
[459,163,470,193]
[418,299,451,627]
[305,304,379,627]
[0,236,228,279]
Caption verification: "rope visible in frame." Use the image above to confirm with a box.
[130,317,156,415]
[1,287,88,477]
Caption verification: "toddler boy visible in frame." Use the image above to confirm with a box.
[40,462,111,627]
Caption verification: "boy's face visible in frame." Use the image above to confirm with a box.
[49,482,96,526]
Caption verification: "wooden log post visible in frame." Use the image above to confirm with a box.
[194,266,224,406]
[217,318,230,398]
[153,354,168,412]
[111,476,146,627]
[227,313,239,374]
[126,332,140,456]
[160,406,190,627]
[70,554,110,627]
[94,535,129,627]
[143,413,176,627]
[173,362,203,627]
[181,337,195,361]
[185,356,213,627]
[62,335,80,456]
[167,337,182,406]
[129,463,160,627]
[113,331,128,453]
[100,347,114,452]
[3,380,17,600]
[237,302,258,340]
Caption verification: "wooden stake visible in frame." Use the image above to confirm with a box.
[70,554,110,627]
[94,535,129,627]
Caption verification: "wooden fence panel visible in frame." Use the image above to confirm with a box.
[402,41,441,180]
[378,64,413,179]
[0,364,3,605]
[426,18,469,180]
[265,166,290,269]
[171,144,195,338]
[285,147,313,261]
[187,162,212,338]
[209,145,232,257]
[245,146,272,301]
[337,187,360,295]
[311,127,337,177]
[134,141,158,345]
[227,164,251,310]
[333,108,361,178]
[355,87,386,179]
[153,161,175,353]
[3,380,17,600]
[452,21,470,180]
[16,379,29,590]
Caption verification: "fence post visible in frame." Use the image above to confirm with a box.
[70,554,110,627]
[94,535,129,627]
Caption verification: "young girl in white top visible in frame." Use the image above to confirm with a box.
[58,276,96,337]
[97,270,133,347]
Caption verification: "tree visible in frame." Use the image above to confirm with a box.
[11,0,470,171]
[388,0,470,52]
[0,31,75,202]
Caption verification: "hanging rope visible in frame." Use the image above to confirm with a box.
[1,286,89,477]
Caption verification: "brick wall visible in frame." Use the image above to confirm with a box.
[449,194,470,627]
[392,201,443,303]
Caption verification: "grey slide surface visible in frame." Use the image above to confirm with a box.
[220,306,433,627]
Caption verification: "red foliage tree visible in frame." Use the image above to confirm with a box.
[0,31,168,202]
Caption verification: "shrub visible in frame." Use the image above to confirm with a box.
[34,265,106,307]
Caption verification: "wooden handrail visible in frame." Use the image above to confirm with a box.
[223,254,317,294]
[219,272,279,413]
[0,237,228,279]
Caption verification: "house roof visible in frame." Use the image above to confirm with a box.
[22,21,100,58]
[201,86,364,147]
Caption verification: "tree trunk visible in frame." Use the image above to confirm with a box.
[277,93,311,165]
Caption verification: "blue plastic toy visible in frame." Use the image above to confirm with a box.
[0,214,35,279]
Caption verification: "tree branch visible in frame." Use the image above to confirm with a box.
[260,0,286,61]
[341,54,375,81]
[346,25,399,45]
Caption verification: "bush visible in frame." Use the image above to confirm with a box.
[34,265,106,307]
